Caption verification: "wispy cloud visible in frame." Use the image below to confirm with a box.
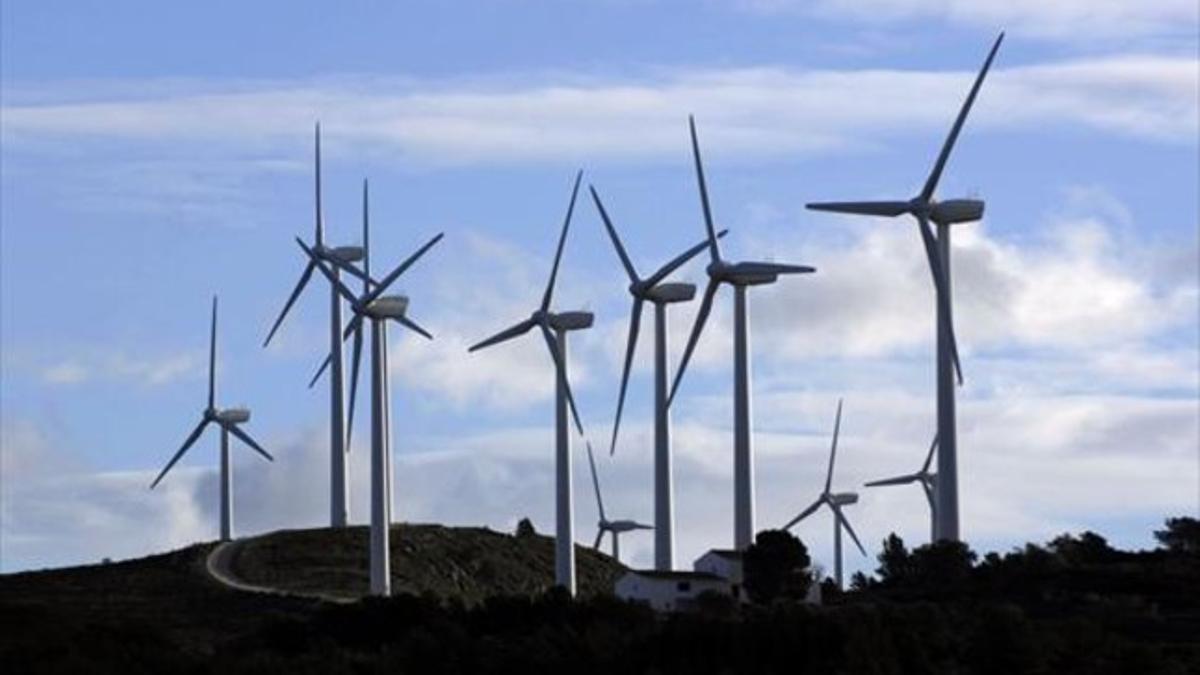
[38,350,203,387]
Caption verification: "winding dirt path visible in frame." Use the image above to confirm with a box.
[205,539,356,604]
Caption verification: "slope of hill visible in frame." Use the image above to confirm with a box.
[223,523,625,602]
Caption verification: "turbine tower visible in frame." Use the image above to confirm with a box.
[263,123,372,529]
[782,399,865,589]
[591,184,725,570]
[468,171,591,595]
[669,117,816,550]
[806,33,1003,542]
[299,224,443,597]
[585,442,652,563]
[865,435,938,542]
[151,296,273,542]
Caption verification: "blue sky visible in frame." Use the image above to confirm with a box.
[2,1,1197,576]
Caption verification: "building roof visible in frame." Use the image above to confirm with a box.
[699,548,743,561]
[622,570,726,582]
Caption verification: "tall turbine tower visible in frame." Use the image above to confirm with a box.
[590,184,724,570]
[806,33,1003,542]
[468,172,591,595]
[865,435,938,542]
[263,124,371,528]
[782,399,865,589]
[151,297,273,542]
[670,117,816,550]
[299,225,443,597]
[585,442,652,563]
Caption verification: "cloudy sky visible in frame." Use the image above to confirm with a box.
[2,1,1197,577]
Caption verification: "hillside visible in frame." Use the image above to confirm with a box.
[225,523,625,601]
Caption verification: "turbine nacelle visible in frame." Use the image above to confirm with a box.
[928,198,985,226]
[365,295,410,320]
[603,519,654,533]
[215,407,251,425]
[328,245,365,263]
[828,492,858,506]
[545,310,594,332]
[641,281,696,304]
[707,260,777,287]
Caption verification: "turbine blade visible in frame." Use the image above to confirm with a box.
[592,529,604,550]
[363,232,445,307]
[922,434,939,473]
[805,201,910,218]
[468,317,536,352]
[341,314,363,343]
[296,238,358,305]
[346,322,364,452]
[590,185,639,284]
[314,122,324,246]
[667,276,719,406]
[922,480,936,512]
[362,178,371,286]
[324,255,373,287]
[226,423,274,462]
[609,297,643,455]
[540,323,585,436]
[688,115,721,262]
[263,261,315,348]
[634,522,654,530]
[920,32,1004,201]
[825,398,843,494]
[782,497,824,531]
[150,418,209,489]
[644,229,729,288]
[834,506,867,556]
[394,313,433,340]
[208,296,218,410]
[730,261,816,277]
[308,352,331,389]
[915,216,964,385]
[864,474,920,488]
[586,441,606,522]
[541,171,583,312]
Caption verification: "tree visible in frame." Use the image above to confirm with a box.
[515,518,537,538]
[875,533,913,584]
[1154,517,1200,553]
[1049,531,1115,564]
[910,540,977,588]
[743,529,812,604]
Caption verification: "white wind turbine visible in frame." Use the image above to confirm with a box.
[263,123,373,529]
[585,442,652,563]
[590,184,725,570]
[670,116,816,550]
[783,399,865,590]
[299,220,443,597]
[151,296,273,542]
[468,171,592,596]
[806,33,1003,542]
[865,435,938,543]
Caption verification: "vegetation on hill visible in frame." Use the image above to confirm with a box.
[1,517,1197,674]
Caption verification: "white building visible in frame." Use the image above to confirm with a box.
[616,547,820,610]
[613,570,731,612]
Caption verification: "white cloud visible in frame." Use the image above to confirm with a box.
[37,350,203,387]
[2,56,1195,169]
[741,0,1200,42]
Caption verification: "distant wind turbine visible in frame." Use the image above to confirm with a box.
[806,33,1004,542]
[585,442,652,563]
[591,183,725,570]
[151,296,273,542]
[299,219,443,597]
[468,171,591,596]
[262,123,373,529]
[865,435,938,542]
[783,399,865,590]
[670,116,816,550]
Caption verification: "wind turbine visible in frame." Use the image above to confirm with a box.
[468,171,591,596]
[585,442,652,563]
[669,116,816,550]
[262,123,372,529]
[865,435,938,542]
[806,33,1003,542]
[150,296,273,542]
[782,399,865,590]
[299,222,443,597]
[591,184,726,571]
